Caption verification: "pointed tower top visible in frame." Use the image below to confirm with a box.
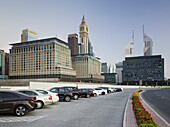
[143,24,145,35]
[81,15,86,24]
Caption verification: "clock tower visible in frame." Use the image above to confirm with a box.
[79,16,89,54]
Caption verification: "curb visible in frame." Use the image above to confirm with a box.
[123,90,134,127]
[139,91,170,127]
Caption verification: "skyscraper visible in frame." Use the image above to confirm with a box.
[143,25,153,56]
[79,16,93,55]
[68,33,78,56]
[124,31,134,58]
[115,62,123,83]
[21,29,38,42]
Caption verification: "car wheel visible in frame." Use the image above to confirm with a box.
[15,105,27,116]
[73,94,79,100]
[102,92,105,95]
[36,101,44,109]
[65,96,71,102]
[94,93,97,97]
[86,94,90,98]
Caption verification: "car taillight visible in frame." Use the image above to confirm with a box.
[78,91,81,94]
[49,96,52,100]
[56,93,58,96]
[92,92,94,94]
[72,92,74,94]
[27,98,36,101]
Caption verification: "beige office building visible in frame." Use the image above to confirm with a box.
[9,37,76,81]
[72,55,104,82]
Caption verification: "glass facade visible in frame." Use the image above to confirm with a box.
[122,55,164,81]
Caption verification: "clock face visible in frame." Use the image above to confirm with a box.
[80,27,84,31]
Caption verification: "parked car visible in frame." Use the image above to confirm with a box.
[79,89,92,98]
[49,87,73,102]
[34,89,59,103]
[62,86,81,100]
[94,88,103,95]
[0,91,36,116]
[87,89,100,96]
[17,90,53,109]
[114,87,123,92]
[96,88,108,95]
[98,87,111,93]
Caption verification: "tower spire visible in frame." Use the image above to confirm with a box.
[143,24,145,35]
[81,15,86,24]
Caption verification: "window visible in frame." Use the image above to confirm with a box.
[0,92,20,99]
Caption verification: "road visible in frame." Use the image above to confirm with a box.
[0,90,132,127]
[141,89,170,124]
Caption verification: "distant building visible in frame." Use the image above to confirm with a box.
[9,37,76,81]
[101,73,117,83]
[72,54,104,82]
[143,25,153,56]
[68,33,78,56]
[109,64,114,73]
[122,55,164,81]
[79,16,93,56]
[101,62,109,73]
[21,29,38,42]
[115,62,123,83]
[0,49,9,79]
[124,31,134,58]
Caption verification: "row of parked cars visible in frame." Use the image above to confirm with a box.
[0,86,123,116]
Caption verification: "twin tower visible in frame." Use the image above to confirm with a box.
[124,25,153,58]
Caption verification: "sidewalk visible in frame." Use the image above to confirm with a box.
[125,91,170,127]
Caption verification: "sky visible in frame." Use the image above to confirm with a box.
[0,0,170,79]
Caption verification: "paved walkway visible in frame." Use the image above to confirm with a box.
[125,91,170,127]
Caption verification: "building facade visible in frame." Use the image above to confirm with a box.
[72,55,104,82]
[68,33,78,56]
[122,55,164,81]
[21,29,38,42]
[124,31,134,58]
[115,62,123,83]
[101,62,109,73]
[101,73,117,83]
[143,25,153,56]
[9,37,76,81]
[0,49,9,79]
[109,64,114,73]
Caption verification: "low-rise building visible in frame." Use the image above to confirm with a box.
[9,37,76,81]
[101,73,117,83]
[72,54,104,82]
[0,49,9,79]
[122,55,164,81]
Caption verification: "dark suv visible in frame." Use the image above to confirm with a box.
[62,87,81,100]
[0,91,36,116]
[79,89,92,98]
[49,87,73,102]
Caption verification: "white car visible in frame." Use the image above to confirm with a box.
[88,89,100,96]
[95,88,107,95]
[17,90,53,109]
[35,89,59,103]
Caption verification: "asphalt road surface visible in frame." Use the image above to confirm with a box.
[141,89,170,124]
[0,90,132,127]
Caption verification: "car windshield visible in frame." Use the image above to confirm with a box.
[36,90,48,95]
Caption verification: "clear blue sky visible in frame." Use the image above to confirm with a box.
[0,0,170,78]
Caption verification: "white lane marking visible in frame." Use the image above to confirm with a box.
[0,115,47,123]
